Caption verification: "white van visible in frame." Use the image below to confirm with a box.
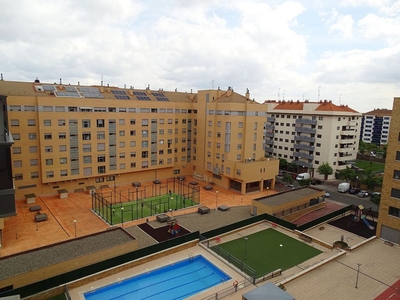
[338,182,350,193]
[296,173,310,181]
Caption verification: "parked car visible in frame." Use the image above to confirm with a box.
[286,184,295,189]
[370,192,381,199]
[357,190,369,198]
[349,187,360,195]
[311,179,323,185]
[325,192,330,198]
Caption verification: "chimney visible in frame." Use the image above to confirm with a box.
[245,88,250,100]
[227,86,233,97]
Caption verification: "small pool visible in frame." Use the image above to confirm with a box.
[84,255,231,300]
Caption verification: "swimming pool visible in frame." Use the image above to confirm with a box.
[84,255,231,300]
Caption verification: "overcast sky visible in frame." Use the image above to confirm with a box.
[1,0,399,112]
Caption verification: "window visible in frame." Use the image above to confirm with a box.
[46,159,53,165]
[238,122,243,128]
[119,141,125,148]
[97,131,105,139]
[28,119,36,126]
[119,119,125,125]
[130,152,136,157]
[45,146,52,153]
[390,188,400,199]
[97,155,106,163]
[142,130,148,137]
[13,133,20,140]
[119,130,125,136]
[29,133,37,140]
[237,144,242,150]
[14,174,23,180]
[59,132,66,139]
[60,170,68,177]
[142,119,149,126]
[141,161,148,169]
[58,119,65,126]
[44,133,52,140]
[130,119,136,125]
[389,206,400,218]
[98,166,106,173]
[120,163,125,169]
[83,156,92,164]
[43,120,51,126]
[46,171,54,178]
[31,172,39,179]
[11,119,19,126]
[59,145,67,152]
[142,151,148,158]
[97,119,105,127]
[82,120,91,128]
[14,160,22,168]
[60,157,67,164]
[142,141,148,148]
[130,141,136,147]
[13,147,21,154]
[394,170,400,179]
[237,154,241,160]
[236,169,241,175]
[318,125,323,129]
[396,151,400,161]
[82,133,91,140]
[97,143,105,151]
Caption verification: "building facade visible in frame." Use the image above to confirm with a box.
[360,108,392,145]
[263,100,361,179]
[377,98,400,244]
[0,80,279,200]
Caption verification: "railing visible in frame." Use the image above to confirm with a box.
[294,135,315,142]
[293,152,314,160]
[295,127,316,134]
[296,118,317,125]
[294,144,314,151]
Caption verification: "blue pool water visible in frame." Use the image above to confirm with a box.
[84,255,231,300]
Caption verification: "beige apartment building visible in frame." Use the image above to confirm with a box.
[0,79,278,199]
[377,97,400,244]
[263,100,361,178]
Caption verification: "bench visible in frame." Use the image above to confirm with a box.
[35,213,48,222]
[203,185,213,191]
[29,205,41,212]
[384,240,394,246]
[156,214,170,223]
[218,205,230,212]
[25,193,36,204]
[198,206,210,215]
[299,234,312,243]
[57,189,68,199]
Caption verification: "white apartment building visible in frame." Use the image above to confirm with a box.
[263,100,362,179]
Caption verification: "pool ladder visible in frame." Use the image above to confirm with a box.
[188,252,194,261]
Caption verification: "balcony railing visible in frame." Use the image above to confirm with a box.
[294,144,314,151]
[296,118,317,125]
[265,132,274,137]
[265,139,274,145]
[293,160,313,168]
[267,116,275,122]
[295,127,316,134]
[293,152,314,160]
[295,135,315,143]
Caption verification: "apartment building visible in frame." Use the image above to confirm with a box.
[0,95,16,248]
[360,108,392,145]
[263,100,361,178]
[376,98,400,244]
[0,79,278,200]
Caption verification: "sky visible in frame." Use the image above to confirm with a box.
[1,0,399,113]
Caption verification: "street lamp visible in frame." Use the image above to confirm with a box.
[171,196,174,211]
[121,207,124,228]
[267,187,269,197]
[113,176,116,191]
[244,237,248,259]
[355,263,361,288]
[73,220,77,237]
[169,208,173,219]
[216,191,219,211]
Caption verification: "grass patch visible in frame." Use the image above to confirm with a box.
[355,160,385,173]
[212,229,321,277]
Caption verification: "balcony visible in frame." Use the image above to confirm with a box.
[293,160,313,168]
[265,124,274,130]
[265,131,274,137]
[296,118,317,125]
[294,144,314,151]
[295,135,315,143]
[212,167,220,175]
[293,152,314,160]
[295,127,316,134]
[267,116,275,123]
[265,139,274,145]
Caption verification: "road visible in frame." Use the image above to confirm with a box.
[319,184,379,212]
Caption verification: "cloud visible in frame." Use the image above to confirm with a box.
[330,14,354,39]
[339,0,391,8]
[380,0,400,16]
[358,13,400,45]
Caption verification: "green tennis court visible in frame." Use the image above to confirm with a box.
[212,229,321,277]
[94,194,198,225]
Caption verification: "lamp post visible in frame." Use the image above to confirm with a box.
[73,219,77,237]
[244,237,248,259]
[121,207,124,228]
[216,191,219,211]
[355,263,361,288]
[136,187,139,220]
[267,187,269,197]
[113,176,116,191]
[169,208,173,219]
[171,196,174,211]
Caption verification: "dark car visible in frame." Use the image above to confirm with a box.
[311,179,323,185]
[357,190,369,198]
[349,187,360,195]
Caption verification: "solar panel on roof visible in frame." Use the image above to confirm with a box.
[111,90,127,95]
[156,97,169,102]
[79,87,101,93]
[65,86,77,92]
[82,93,104,99]
[115,95,130,100]
[43,85,56,91]
[55,91,80,97]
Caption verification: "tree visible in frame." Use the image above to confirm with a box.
[279,158,288,170]
[337,166,357,182]
[288,161,298,172]
[282,173,294,185]
[370,193,381,209]
[298,179,311,186]
[317,162,333,180]
[360,168,379,190]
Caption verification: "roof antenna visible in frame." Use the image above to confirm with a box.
[60,78,62,85]
[0,73,3,81]
[101,75,103,86]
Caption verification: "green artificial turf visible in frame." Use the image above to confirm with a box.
[355,160,385,173]
[94,194,198,225]
[213,229,322,277]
